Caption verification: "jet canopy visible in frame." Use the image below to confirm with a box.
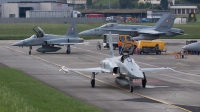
[100,23,118,28]
[33,26,45,38]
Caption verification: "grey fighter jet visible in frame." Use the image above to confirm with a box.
[79,14,185,40]
[60,32,173,92]
[182,41,200,51]
[12,22,87,55]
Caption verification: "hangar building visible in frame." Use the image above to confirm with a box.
[1,1,73,18]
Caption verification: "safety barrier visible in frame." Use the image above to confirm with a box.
[174,51,187,59]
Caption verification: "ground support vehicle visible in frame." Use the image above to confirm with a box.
[102,34,137,50]
[102,34,119,50]
[137,40,166,55]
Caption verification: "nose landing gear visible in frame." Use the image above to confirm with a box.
[29,46,32,55]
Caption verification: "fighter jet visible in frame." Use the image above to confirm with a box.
[60,32,173,92]
[79,14,185,40]
[12,22,87,55]
[182,41,200,51]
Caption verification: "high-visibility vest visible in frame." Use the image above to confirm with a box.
[118,41,122,46]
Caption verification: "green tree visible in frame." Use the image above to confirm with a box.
[119,0,132,9]
[161,0,168,10]
[187,0,200,3]
[86,0,92,6]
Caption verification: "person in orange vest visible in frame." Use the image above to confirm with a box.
[118,40,123,54]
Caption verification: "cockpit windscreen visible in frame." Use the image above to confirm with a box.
[100,23,118,28]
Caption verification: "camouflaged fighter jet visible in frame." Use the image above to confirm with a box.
[12,22,87,55]
[60,32,174,92]
[79,14,185,40]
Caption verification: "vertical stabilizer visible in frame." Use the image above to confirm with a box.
[155,14,176,30]
[108,32,115,58]
[65,21,79,38]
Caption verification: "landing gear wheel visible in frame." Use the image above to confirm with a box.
[113,46,116,50]
[66,45,71,54]
[142,79,147,88]
[130,85,133,93]
[142,73,147,88]
[96,41,101,50]
[42,52,45,53]
[29,46,32,55]
[91,79,95,88]
[96,45,101,50]
[66,49,70,54]
[129,78,133,93]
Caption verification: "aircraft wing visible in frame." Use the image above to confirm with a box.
[103,29,137,32]
[141,67,174,73]
[59,42,89,45]
[60,66,111,73]
[138,29,165,35]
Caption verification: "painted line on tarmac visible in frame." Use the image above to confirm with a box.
[160,74,200,85]
[6,46,191,112]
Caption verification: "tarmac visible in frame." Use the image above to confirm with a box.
[1,39,200,112]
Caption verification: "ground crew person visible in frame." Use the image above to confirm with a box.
[118,40,123,54]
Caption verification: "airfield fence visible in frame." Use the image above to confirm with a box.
[0,17,106,23]
[0,17,187,24]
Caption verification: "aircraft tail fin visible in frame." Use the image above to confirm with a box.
[155,14,176,30]
[65,21,79,37]
[108,32,115,58]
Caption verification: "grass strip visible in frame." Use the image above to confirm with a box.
[0,15,200,40]
[0,67,103,112]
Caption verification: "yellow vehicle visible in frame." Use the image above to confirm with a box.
[119,35,138,48]
[102,34,137,50]
[137,40,166,55]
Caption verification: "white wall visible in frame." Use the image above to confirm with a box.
[174,18,187,24]
[40,3,51,10]
[1,3,18,18]
[51,3,73,10]
[1,2,73,18]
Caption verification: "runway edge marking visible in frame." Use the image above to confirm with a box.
[5,46,191,112]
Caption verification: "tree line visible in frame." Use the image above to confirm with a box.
[85,0,200,10]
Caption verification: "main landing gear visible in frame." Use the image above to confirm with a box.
[129,73,147,93]
[142,73,147,88]
[91,72,98,88]
[29,46,32,55]
[66,45,71,54]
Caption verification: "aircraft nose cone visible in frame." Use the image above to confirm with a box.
[79,30,94,36]
[79,30,89,36]
[182,46,186,49]
[11,41,23,46]
[182,43,198,51]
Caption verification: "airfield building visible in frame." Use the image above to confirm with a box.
[0,1,81,18]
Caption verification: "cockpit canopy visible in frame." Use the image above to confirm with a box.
[99,23,118,28]
[33,26,45,38]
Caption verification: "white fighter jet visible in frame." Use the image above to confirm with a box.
[60,32,173,92]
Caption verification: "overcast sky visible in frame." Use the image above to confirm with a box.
[0,0,56,3]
